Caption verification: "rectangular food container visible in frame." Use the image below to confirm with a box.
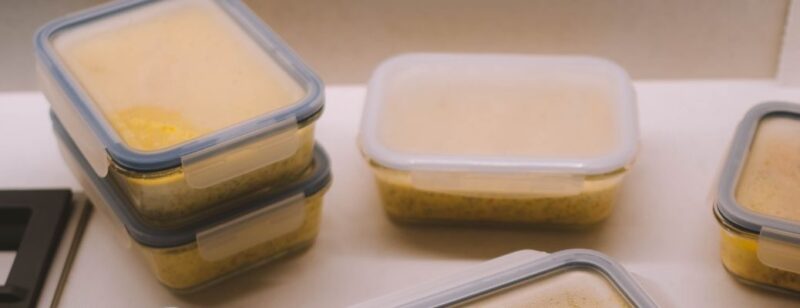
[714,102,800,293]
[35,0,324,226]
[359,54,639,226]
[52,114,332,292]
[352,249,656,308]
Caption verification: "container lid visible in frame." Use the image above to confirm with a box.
[351,249,655,308]
[716,102,800,274]
[360,54,638,195]
[52,113,331,250]
[35,0,324,184]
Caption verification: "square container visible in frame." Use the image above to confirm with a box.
[52,114,332,292]
[352,249,655,307]
[714,102,800,293]
[360,54,639,226]
[35,0,324,225]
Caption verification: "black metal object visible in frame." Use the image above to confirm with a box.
[0,190,72,308]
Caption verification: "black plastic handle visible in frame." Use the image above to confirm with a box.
[0,190,72,308]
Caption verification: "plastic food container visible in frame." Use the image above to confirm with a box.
[52,114,331,292]
[714,102,800,293]
[352,249,656,308]
[360,54,639,226]
[35,0,324,225]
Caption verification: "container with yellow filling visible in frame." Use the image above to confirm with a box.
[36,0,323,225]
[359,54,639,226]
[714,102,800,293]
[53,115,332,292]
[352,249,656,308]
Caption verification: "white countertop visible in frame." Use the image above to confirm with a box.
[2,82,800,307]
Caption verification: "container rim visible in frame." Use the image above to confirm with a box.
[353,249,656,308]
[359,53,639,175]
[34,0,325,172]
[715,101,800,240]
[52,112,332,248]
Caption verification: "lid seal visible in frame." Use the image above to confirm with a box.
[52,112,331,248]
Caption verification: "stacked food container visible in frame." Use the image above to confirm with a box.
[35,0,330,291]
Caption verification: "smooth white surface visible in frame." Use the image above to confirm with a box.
[2,83,800,307]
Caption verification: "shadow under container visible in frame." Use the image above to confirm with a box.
[359,54,639,227]
[714,102,800,293]
[35,0,324,226]
[53,114,332,292]
[352,249,656,308]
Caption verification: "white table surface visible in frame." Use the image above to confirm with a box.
[2,82,800,307]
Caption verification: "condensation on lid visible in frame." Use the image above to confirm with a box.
[361,53,639,175]
[51,0,305,152]
[735,115,800,223]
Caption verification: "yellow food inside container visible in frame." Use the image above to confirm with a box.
[108,106,200,151]
[372,163,624,226]
[139,191,325,291]
[363,55,635,227]
[719,224,800,292]
[461,269,630,308]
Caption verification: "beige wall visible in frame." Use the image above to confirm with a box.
[0,0,791,90]
[245,0,790,83]
[0,0,106,91]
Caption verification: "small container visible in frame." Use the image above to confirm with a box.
[359,54,639,226]
[714,102,800,293]
[35,0,324,225]
[52,114,331,292]
[352,249,656,308]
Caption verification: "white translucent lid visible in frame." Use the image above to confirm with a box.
[351,249,656,308]
[361,54,638,180]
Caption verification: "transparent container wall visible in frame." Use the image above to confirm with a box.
[370,163,625,226]
[54,117,328,292]
[111,124,315,225]
[735,115,800,222]
[458,268,631,308]
[51,0,307,153]
[138,190,326,292]
[718,223,800,292]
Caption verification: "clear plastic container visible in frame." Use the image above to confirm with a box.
[714,102,800,293]
[359,54,639,226]
[35,0,324,225]
[52,114,332,292]
[352,249,656,308]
